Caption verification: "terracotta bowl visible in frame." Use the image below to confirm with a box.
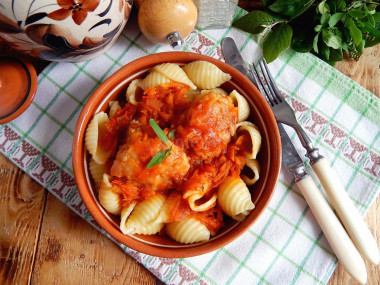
[73,52,281,258]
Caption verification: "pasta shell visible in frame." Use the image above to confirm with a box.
[166,218,210,244]
[120,203,137,234]
[153,63,196,90]
[125,194,166,235]
[187,192,217,212]
[89,158,108,190]
[139,71,172,90]
[85,112,112,164]
[99,174,122,215]
[217,176,255,221]
[108,100,121,118]
[182,60,231,89]
[236,121,262,159]
[241,159,260,186]
[200,87,228,96]
[126,79,142,105]
[229,90,250,122]
[152,191,182,224]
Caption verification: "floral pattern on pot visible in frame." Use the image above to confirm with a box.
[0,0,133,62]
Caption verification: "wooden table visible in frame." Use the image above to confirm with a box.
[1,3,379,284]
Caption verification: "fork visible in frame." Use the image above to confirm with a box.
[250,58,379,265]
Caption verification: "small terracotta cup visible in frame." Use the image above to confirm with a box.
[73,52,281,258]
[0,56,37,124]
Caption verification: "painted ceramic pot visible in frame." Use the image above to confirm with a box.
[0,0,133,62]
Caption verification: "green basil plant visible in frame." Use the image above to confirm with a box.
[233,0,380,64]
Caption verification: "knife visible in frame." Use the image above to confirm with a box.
[278,123,367,284]
[221,38,368,284]
[221,36,379,265]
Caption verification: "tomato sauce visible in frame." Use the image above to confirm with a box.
[104,83,248,233]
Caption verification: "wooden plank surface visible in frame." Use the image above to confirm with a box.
[0,2,379,284]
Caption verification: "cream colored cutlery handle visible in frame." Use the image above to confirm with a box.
[296,176,367,284]
[312,158,380,265]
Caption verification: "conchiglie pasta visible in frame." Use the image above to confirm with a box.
[153,63,196,90]
[241,158,260,185]
[139,71,172,90]
[99,174,122,215]
[166,218,210,244]
[108,100,121,117]
[124,194,166,234]
[217,176,255,221]
[187,192,217,212]
[236,121,262,159]
[229,90,250,122]
[120,203,136,234]
[183,60,231,89]
[200,87,228,96]
[85,112,112,164]
[152,191,182,224]
[126,79,142,105]
[89,158,108,190]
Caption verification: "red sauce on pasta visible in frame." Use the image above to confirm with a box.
[104,82,249,234]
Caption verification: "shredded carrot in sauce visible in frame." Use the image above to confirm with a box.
[103,83,248,233]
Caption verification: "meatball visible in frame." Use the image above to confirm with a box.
[110,125,190,191]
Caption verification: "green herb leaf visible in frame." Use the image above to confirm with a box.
[321,43,330,60]
[146,149,171,169]
[318,1,330,14]
[329,47,343,61]
[263,23,293,63]
[321,13,331,26]
[373,12,380,22]
[346,17,363,46]
[313,32,320,53]
[348,10,367,19]
[269,0,314,19]
[149,118,169,146]
[321,29,342,49]
[168,129,176,140]
[233,11,275,34]
[329,12,344,27]
[328,0,346,13]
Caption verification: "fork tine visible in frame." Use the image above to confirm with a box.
[259,58,283,104]
[249,63,275,107]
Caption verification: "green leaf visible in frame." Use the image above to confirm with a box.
[373,12,380,22]
[329,12,344,27]
[313,32,320,53]
[146,149,171,169]
[328,0,346,12]
[149,118,169,146]
[315,24,323,32]
[168,129,176,140]
[321,44,330,60]
[329,47,343,61]
[321,13,331,26]
[233,11,275,34]
[263,23,293,63]
[321,29,342,49]
[346,17,363,46]
[318,1,330,14]
[268,0,314,19]
[348,10,367,19]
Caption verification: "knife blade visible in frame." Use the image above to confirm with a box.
[278,123,367,284]
[221,37,368,284]
[221,37,259,86]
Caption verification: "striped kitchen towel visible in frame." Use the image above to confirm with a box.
[1,8,379,285]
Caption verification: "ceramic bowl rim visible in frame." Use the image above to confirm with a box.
[72,51,281,258]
